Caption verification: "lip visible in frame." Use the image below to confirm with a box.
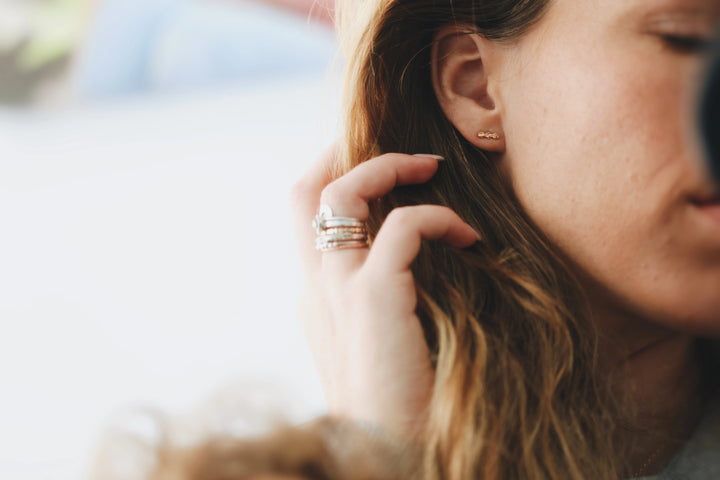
[690,196,720,227]
[694,201,720,222]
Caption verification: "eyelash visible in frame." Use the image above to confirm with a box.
[661,34,710,53]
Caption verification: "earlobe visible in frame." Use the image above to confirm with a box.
[431,26,505,152]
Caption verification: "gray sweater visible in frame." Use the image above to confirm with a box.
[639,397,720,480]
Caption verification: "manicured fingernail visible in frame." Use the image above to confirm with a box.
[470,226,482,242]
[413,154,445,161]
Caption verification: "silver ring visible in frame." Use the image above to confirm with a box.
[313,204,370,252]
[316,233,369,250]
[313,205,366,234]
[318,218,366,230]
[317,232,368,243]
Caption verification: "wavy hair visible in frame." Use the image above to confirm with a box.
[335,0,621,478]
[104,2,627,480]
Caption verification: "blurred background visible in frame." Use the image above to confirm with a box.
[0,0,339,479]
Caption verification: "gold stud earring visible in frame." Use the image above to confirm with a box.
[477,131,500,140]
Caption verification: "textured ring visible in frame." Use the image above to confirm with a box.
[318,218,367,230]
[315,238,370,252]
[315,234,369,251]
[322,226,367,235]
[316,231,368,243]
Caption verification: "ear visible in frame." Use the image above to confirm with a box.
[431,26,505,152]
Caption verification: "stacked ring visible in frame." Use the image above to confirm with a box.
[313,205,370,252]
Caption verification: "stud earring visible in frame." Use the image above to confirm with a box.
[477,131,500,140]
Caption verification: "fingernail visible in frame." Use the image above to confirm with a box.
[470,226,482,242]
[413,154,445,161]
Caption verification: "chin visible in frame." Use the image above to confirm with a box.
[657,298,720,338]
[634,264,720,337]
[609,280,720,338]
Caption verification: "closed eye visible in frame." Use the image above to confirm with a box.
[661,34,711,53]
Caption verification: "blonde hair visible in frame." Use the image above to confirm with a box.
[335,0,620,478]
[143,418,420,480]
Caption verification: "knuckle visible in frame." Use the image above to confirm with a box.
[374,152,398,164]
[372,152,406,170]
[437,205,457,218]
[319,181,342,205]
[385,206,415,229]
[426,205,455,221]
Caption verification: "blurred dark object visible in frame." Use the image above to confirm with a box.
[0,0,89,106]
[0,39,71,105]
[700,29,720,183]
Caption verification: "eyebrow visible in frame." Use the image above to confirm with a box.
[623,0,720,32]
[632,0,720,21]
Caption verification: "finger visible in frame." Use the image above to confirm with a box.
[320,153,443,220]
[365,205,479,274]
[291,143,338,274]
[319,153,444,273]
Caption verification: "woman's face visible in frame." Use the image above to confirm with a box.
[498,0,720,332]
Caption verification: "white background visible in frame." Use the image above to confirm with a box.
[0,71,339,479]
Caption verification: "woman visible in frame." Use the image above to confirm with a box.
[291,0,720,478]
[135,0,718,479]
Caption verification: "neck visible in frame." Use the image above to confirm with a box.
[592,304,706,477]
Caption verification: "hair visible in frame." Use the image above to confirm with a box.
[335,0,622,479]
[115,417,421,480]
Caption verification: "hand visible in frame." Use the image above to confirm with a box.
[291,148,478,437]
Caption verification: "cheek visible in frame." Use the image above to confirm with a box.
[502,39,720,328]
[504,44,660,259]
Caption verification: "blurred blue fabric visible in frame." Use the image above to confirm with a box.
[75,0,337,98]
